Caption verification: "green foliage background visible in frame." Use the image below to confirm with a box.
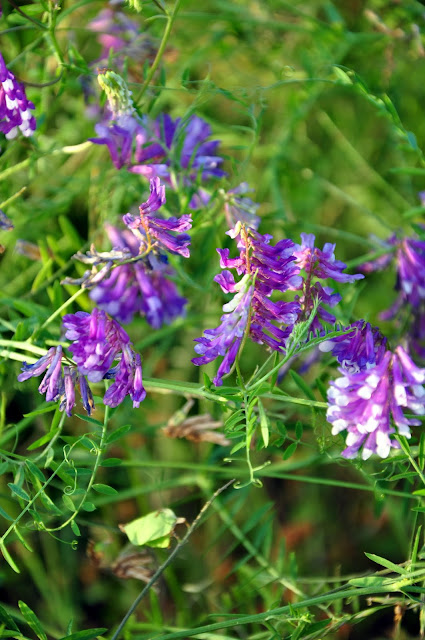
[2,1,425,639]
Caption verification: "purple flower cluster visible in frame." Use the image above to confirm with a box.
[69,178,190,329]
[63,309,145,408]
[293,233,364,333]
[360,228,425,358]
[0,53,36,140]
[327,346,425,459]
[18,309,146,414]
[319,320,387,373]
[123,177,192,258]
[90,225,187,327]
[381,235,425,319]
[193,274,254,386]
[18,345,95,417]
[193,223,302,385]
[91,94,225,193]
[128,113,226,185]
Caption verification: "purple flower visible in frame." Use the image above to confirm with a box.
[359,231,425,317]
[193,274,254,386]
[294,233,364,284]
[293,233,364,332]
[18,310,146,411]
[62,308,146,408]
[90,70,148,170]
[383,235,425,316]
[131,113,226,184]
[0,210,13,231]
[223,183,260,230]
[327,346,425,459]
[411,305,425,359]
[104,346,146,408]
[89,225,187,327]
[17,346,94,417]
[192,223,302,384]
[91,114,147,170]
[0,52,36,139]
[63,308,130,382]
[123,177,192,257]
[319,320,388,372]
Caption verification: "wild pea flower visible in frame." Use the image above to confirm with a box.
[17,346,95,417]
[359,231,425,317]
[0,52,36,139]
[90,69,147,170]
[193,274,254,386]
[380,235,425,320]
[63,308,146,407]
[0,210,13,231]
[293,233,364,332]
[192,223,302,385]
[88,4,154,68]
[89,225,187,327]
[223,183,260,230]
[130,113,226,185]
[91,75,225,192]
[123,177,192,257]
[319,320,387,373]
[411,305,425,359]
[327,346,425,459]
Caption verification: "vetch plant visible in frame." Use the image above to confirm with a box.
[4,2,425,639]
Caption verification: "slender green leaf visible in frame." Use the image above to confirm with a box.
[0,604,19,631]
[364,553,408,575]
[23,405,57,418]
[0,505,14,521]
[8,484,30,501]
[92,484,118,496]
[25,460,45,483]
[0,542,20,573]
[289,370,316,401]
[18,601,47,640]
[100,458,122,467]
[59,629,107,640]
[80,502,96,512]
[258,400,269,448]
[27,429,59,451]
[105,425,131,444]
[282,442,297,460]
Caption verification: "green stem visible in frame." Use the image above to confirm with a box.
[148,585,412,640]
[45,390,110,533]
[0,451,69,549]
[0,187,27,210]
[46,1,64,65]
[135,0,182,104]
[397,437,425,487]
[38,288,85,332]
[109,478,234,640]
[0,340,48,356]
[0,141,92,182]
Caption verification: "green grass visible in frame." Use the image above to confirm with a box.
[1,1,425,639]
